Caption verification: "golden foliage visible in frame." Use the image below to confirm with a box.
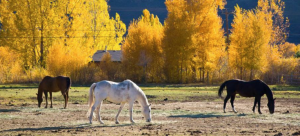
[0,0,126,68]
[46,39,92,82]
[123,9,164,82]
[229,5,272,80]
[163,0,225,83]
[278,42,297,58]
[0,47,22,83]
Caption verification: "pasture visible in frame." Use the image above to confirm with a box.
[0,84,300,135]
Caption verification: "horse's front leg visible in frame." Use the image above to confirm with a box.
[44,91,48,108]
[115,102,125,124]
[257,97,262,114]
[128,101,135,123]
[50,92,53,108]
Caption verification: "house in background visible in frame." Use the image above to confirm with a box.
[91,47,122,64]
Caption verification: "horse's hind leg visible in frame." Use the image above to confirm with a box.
[230,94,237,113]
[89,99,101,124]
[50,92,53,108]
[91,99,104,124]
[44,91,48,108]
[223,95,230,113]
[252,97,258,113]
[115,102,125,124]
[257,97,262,114]
[95,100,105,124]
[63,91,68,109]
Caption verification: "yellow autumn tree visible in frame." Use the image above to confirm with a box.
[163,0,225,83]
[0,0,61,67]
[85,0,126,50]
[279,42,297,58]
[0,47,22,83]
[123,9,164,82]
[229,5,272,80]
[0,0,126,83]
[46,40,91,81]
[258,0,289,46]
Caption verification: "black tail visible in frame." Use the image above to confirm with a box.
[218,81,228,99]
[65,77,71,95]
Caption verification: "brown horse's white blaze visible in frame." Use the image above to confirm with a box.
[37,76,71,109]
[87,79,151,124]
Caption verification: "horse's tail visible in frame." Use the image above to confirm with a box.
[86,83,97,118]
[64,77,71,95]
[218,80,228,99]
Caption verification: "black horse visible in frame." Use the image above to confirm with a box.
[218,79,275,114]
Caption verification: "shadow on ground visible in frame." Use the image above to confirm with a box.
[0,123,133,132]
[169,112,247,118]
[0,109,21,112]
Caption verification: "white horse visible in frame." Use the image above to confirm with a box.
[87,79,151,124]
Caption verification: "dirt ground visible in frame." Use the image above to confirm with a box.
[0,98,300,136]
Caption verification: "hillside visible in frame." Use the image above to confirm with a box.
[108,0,300,44]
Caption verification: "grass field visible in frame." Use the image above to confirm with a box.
[0,84,300,106]
[0,84,300,135]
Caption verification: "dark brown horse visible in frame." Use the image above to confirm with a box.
[218,79,275,114]
[37,76,71,109]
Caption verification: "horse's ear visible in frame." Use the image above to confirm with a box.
[149,104,151,106]
[274,98,276,101]
[36,93,38,96]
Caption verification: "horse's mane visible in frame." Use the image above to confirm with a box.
[124,79,149,105]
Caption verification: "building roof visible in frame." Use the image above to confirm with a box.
[92,50,122,62]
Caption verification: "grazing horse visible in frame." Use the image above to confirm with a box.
[87,79,151,124]
[218,79,275,114]
[37,76,71,109]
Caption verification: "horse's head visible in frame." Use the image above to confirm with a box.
[36,93,43,108]
[142,104,151,122]
[267,98,276,114]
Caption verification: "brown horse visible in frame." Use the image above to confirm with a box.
[37,76,71,109]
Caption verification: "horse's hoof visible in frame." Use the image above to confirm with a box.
[131,121,135,124]
[115,121,119,124]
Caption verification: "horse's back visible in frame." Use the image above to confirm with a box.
[228,79,266,97]
[55,76,71,91]
[94,80,132,103]
[39,76,55,89]
[39,76,71,92]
